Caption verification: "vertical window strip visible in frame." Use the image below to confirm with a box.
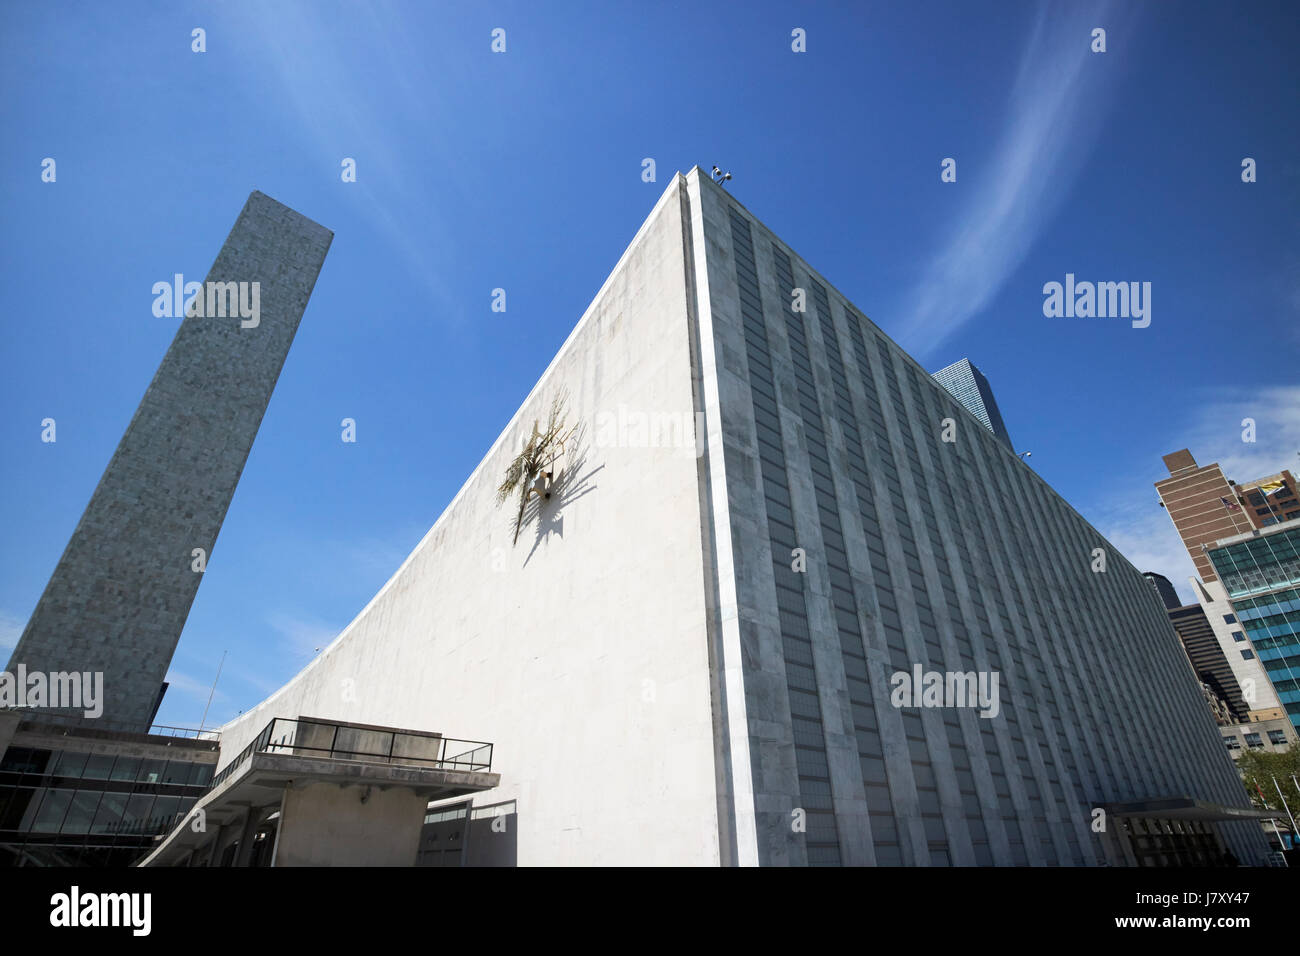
[729,211,841,865]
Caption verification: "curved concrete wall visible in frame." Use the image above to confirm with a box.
[218,177,723,865]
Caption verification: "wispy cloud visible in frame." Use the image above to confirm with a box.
[224,0,476,327]
[163,669,226,704]
[225,665,284,699]
[897,2,1124,356]
[1094,497,1200,605]
[333,533,415,581]
[268,611,341,663]
[1177,385,1300,484]
[1090,384,1300,605]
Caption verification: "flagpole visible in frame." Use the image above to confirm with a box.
[1219,489,1249,535]
[1274,776,1299,846]
[1271,821,1290,859]
[1253,480,1286,526]
[198,650,226,736]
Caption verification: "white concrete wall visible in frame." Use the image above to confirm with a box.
[218,176,722,865]
[276,783,425,867]
[1193,576,1285,717]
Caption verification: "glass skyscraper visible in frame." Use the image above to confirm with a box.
[1207,523,1300,732]
[931,358,1015,453]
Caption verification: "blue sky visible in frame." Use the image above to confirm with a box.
[2,1,1297,729]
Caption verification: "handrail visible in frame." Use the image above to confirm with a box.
[0,709,220,741]
[207,717,493,792]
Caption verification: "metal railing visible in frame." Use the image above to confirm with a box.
[2,709,220,742]
[208,717,493,792]
[148,724,222,741]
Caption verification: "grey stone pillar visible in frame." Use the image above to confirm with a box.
[7,193,332,730]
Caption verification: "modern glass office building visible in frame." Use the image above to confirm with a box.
[931,358,1015,453]
[1143,571,1182,611]
[1207,523,1300,732]
[0,718,217,866]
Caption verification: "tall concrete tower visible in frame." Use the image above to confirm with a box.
[7,191,332,731]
